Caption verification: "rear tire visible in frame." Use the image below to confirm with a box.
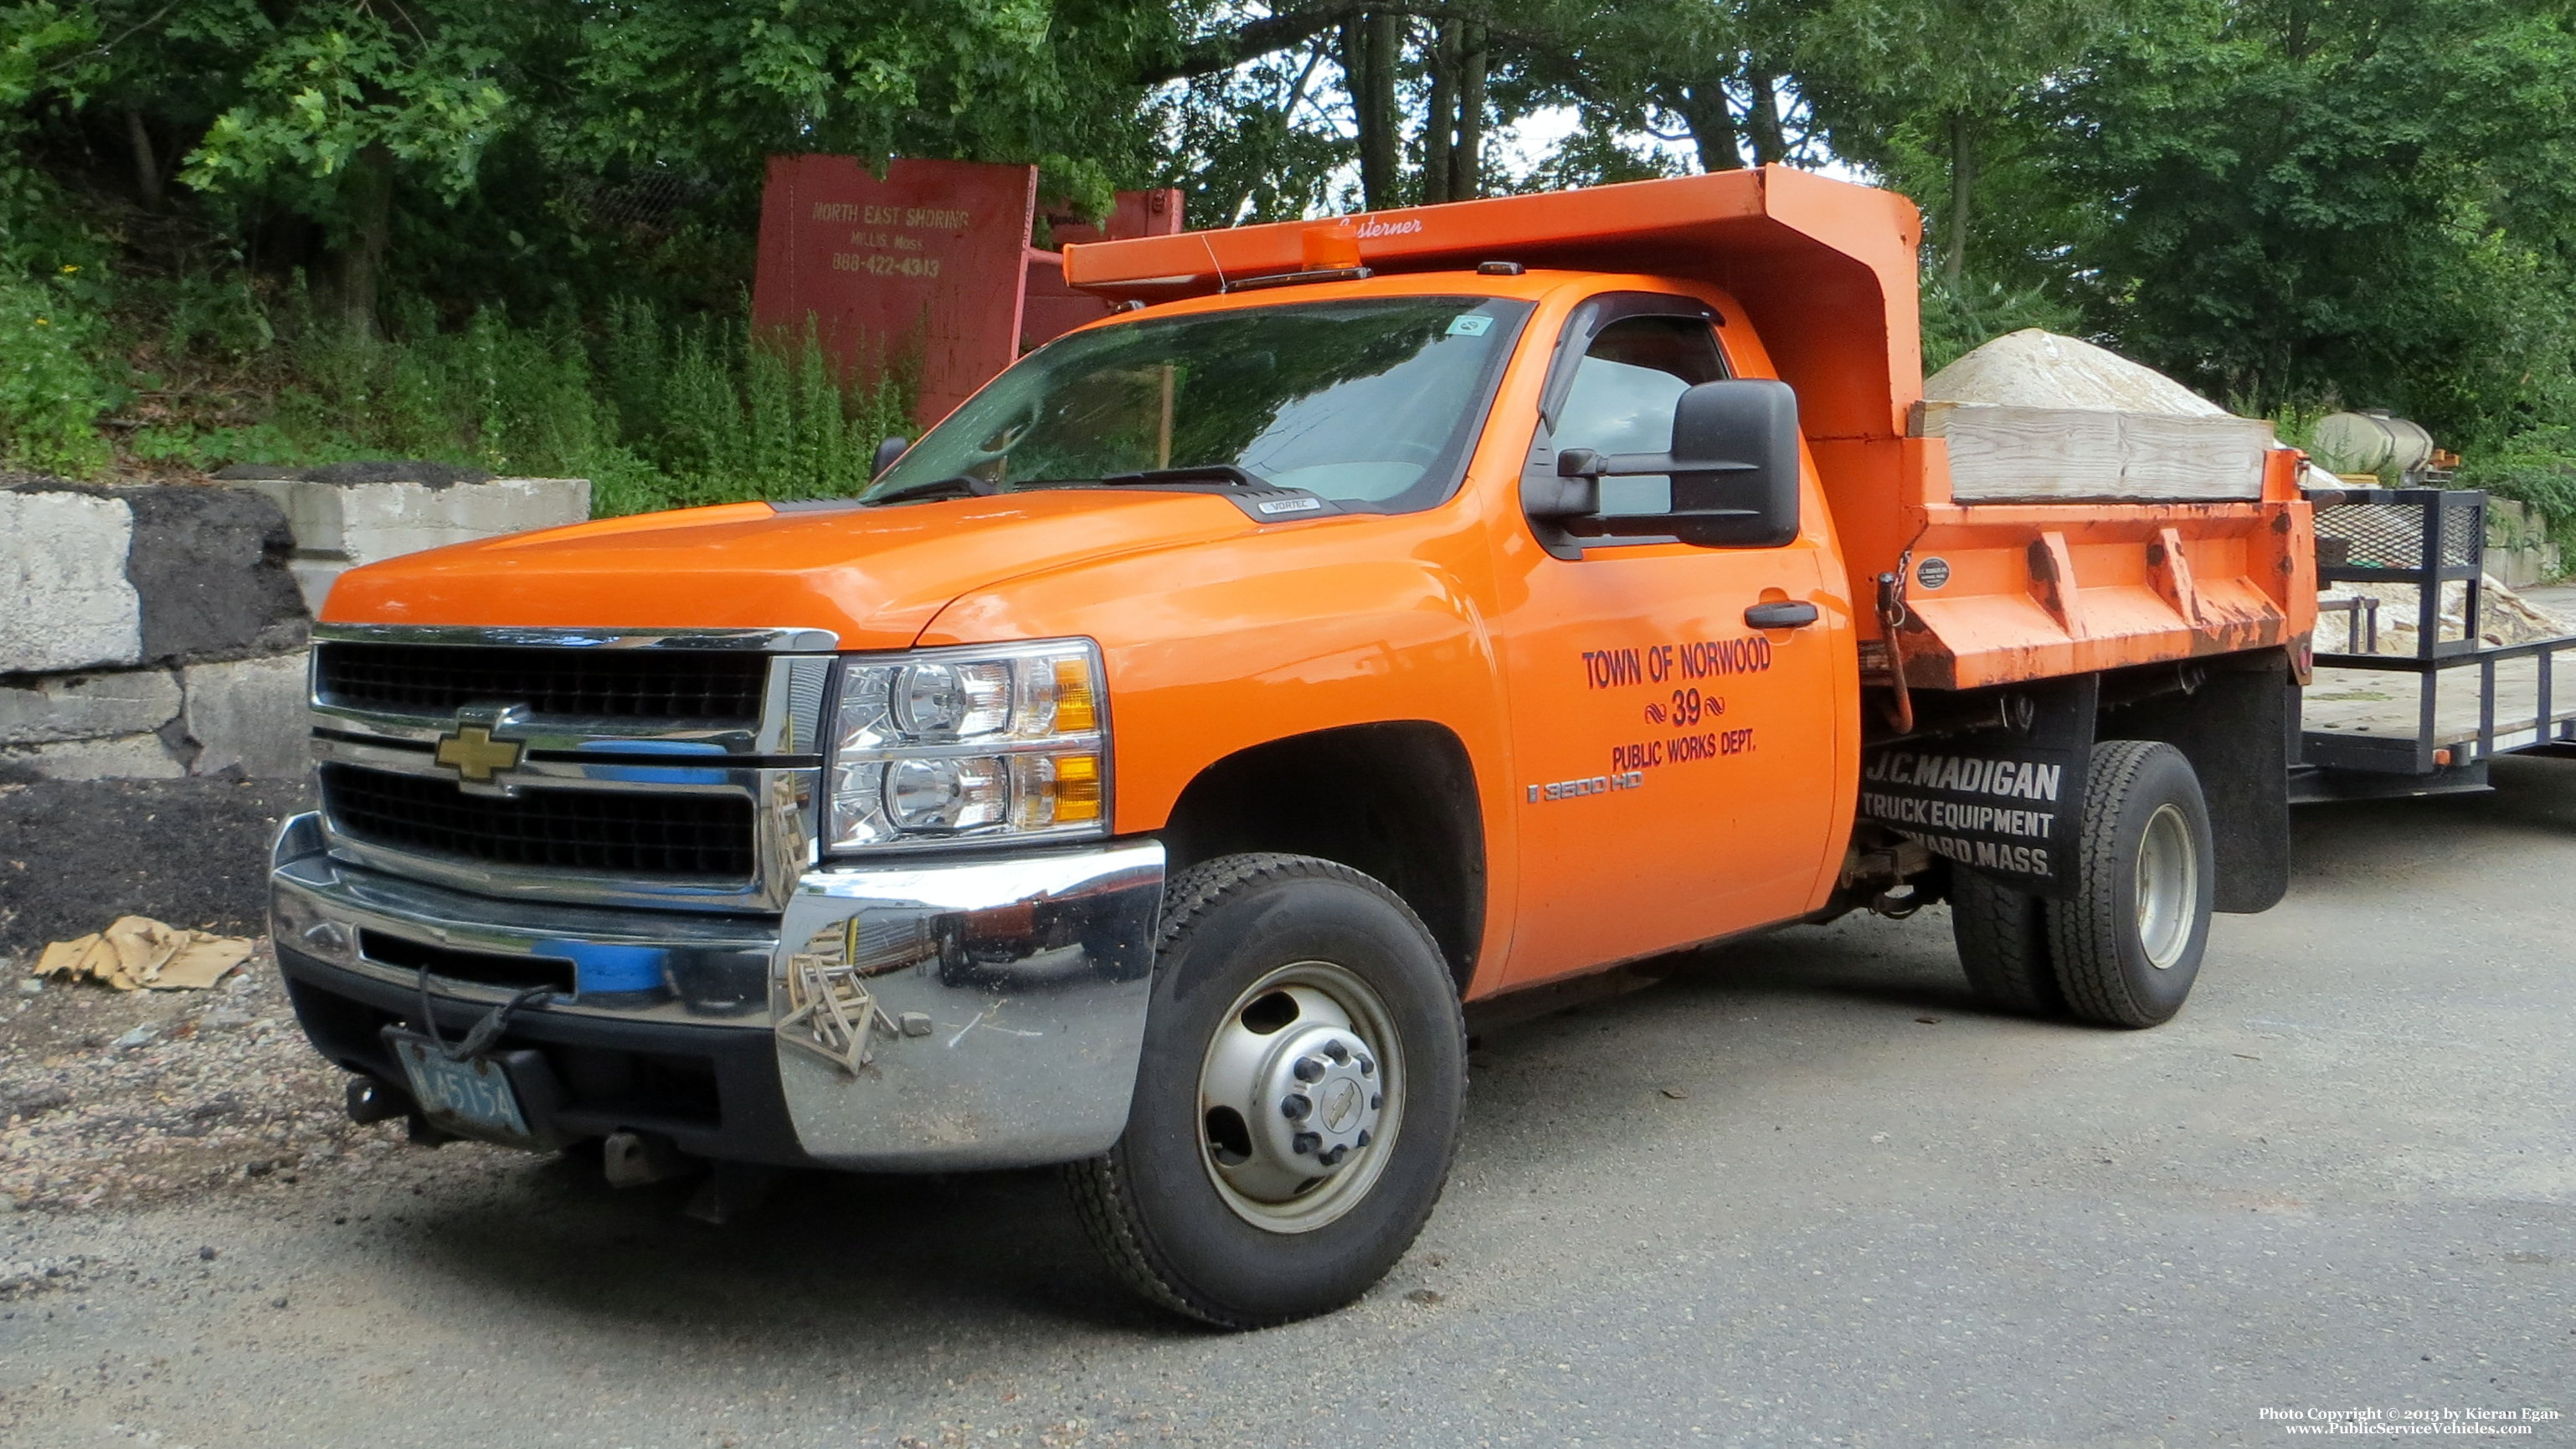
[1951,867,2065,1018]
[2048,740,2214,1028]
[1066,852,1466,1328]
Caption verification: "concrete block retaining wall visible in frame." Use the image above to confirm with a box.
[1,469,589,782]
[2487,498,2568,589]
[215,463,588,612]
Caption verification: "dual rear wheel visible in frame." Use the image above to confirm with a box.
[1952,738,2217,1028]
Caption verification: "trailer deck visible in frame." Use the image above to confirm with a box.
[2305,650,2576,758]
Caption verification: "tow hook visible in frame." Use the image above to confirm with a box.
[602,1129,697,1189]
[343,1075,409,1125]
[599,1130,779,1226]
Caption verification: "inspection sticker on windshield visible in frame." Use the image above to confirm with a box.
[1447,315,1494,337]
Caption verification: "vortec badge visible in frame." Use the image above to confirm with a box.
[434,724,523,783]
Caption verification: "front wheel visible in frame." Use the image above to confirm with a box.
[2049,740,2216,1028]
[1066,853,1467,1328]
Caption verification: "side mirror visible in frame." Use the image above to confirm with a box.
[1548,380,1802,548]
[871,435,911,478]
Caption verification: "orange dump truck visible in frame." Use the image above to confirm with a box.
[269,167,2314,1325]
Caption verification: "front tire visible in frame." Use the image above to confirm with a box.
[1066,853,1467,1328]
[2049,740,2215,1028]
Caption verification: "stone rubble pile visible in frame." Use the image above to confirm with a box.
[2316,578,2573,655]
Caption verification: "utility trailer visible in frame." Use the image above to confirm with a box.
[2296,486,2576,801]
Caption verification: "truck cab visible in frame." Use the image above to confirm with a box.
[270,167,2312,1327]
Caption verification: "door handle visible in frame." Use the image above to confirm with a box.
[1745,600,1820,629]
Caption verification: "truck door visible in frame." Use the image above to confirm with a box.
[1494,294,1848,987]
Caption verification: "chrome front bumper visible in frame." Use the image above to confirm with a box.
[269,814,1165,1170]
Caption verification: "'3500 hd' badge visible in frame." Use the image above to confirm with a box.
[1526,770,1645,803]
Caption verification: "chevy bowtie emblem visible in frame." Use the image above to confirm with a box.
[434,725,523,782]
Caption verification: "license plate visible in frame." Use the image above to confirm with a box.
[388,1031,533,1142]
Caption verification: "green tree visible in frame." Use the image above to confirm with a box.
[1155,33,1352,225]
[1499,0,1813,177]
[180,2,517,327]
[1797,0,2114,285]
[2044,0,2576,440]
[9,1,1183,325]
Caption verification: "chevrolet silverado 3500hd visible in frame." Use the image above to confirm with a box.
[270,167,2316,1326]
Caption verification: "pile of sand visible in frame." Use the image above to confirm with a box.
[1926,329,2231,417]
[1936,330,2570,645]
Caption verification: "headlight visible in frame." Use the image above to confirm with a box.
[825,640,1108,852]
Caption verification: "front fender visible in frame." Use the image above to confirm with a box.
[918,511,1510,842]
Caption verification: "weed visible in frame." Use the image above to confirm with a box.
[0,271,116,474]
[2459,427,2576,559]
[100,282,911,515]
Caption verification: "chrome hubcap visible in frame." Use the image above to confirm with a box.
[2136,802,2198,969]
[1197,962,1401,1234]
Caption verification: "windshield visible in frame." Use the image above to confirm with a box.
[867,295,1535,513]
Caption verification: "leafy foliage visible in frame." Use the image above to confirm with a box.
[0,0,2572,546]
[594,305,913,513]
[2459,427,2576,556]
[1920,275,2086,375]
[124,290,910,516]
[0,0,1147,495]
[1153,34,1351,226]
[0,267,114,471]
[0,3,95,110]
[181,7,510,198]
[2033,0,2576,445]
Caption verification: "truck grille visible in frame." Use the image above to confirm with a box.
[321,763,757,880]
[315,642,769,722]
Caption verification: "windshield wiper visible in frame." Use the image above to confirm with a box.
[1098,465,1269,490]
[869,465,1273,504]
[866,475,1001,506]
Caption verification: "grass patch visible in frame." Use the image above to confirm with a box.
[25,275,911,517]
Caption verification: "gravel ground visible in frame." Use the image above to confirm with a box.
[0,760,2568,1446]
[0,942,477,1218]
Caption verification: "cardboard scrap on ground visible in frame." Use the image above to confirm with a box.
[37,917,252,990]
